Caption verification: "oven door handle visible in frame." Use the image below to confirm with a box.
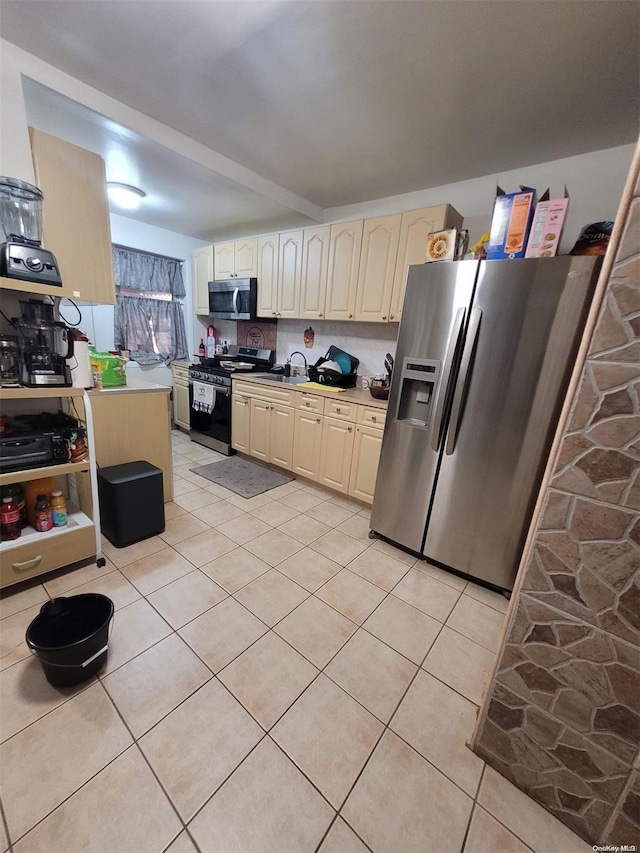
[233,287,240,316]
[189,379,230,397]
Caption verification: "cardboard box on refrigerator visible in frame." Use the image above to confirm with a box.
[525,188,570,258]
[486,186,537,260]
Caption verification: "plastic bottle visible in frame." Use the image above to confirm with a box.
[198,338,205,356]
[223,340,229,355]
[34,494,53,532]
[0,496,21,540]
[1,483,26,528]
[50,490,68,527]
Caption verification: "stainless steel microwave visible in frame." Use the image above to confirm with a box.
[208,277,258,320]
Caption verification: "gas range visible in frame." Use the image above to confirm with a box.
[188,345,274,387]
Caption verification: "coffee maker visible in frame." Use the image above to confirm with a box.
[14,301,73,387]
[0,177,62,286]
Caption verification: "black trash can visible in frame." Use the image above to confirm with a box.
[25,594,114,687]
[98,460,165,548]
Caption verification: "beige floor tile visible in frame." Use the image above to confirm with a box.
[370,537,418,566]
[201,546,271,593]
[423,626,496,705]
[147,570,227,629]
[191,499,246,526]
[326,630,416,723]
[120,547,195,595]
[216,513,271,545]
[392,567,461,622]
[328,495,365,512]
[390,670,484,796]
[172,463,197,479]
[0,683,131,842]
[342,730,472,853]
[226,493,274,511]
[180,446,219,462]
[218,632,318,729]
[274,596,357,668]
[0,813,7,853]
[272,674,383,808]
[415,559,468,591]
[478,767,591,853]
[165,831,199,853]
[172,479,200,497]
[102,634,211,737]
[357,507,371,521]
[310,529,369,567]
[13,745,180,853]
[279,490,328,512]
[159,514,210,545]
[265,482,304,500]
[0,656,94,743]
[336,514,373,544]
[363,594,441,664]
[276,548,342,592]
[173,488,220,512]
[277,513,330,545]
[203,482,240,500]
[299,483,335,499]
[234,569,308,627]
[164,501,188,520]
[139,679,263,821]
[463,805,533,853]
[347,547,410,591]
[101,597,172,675]
[311,500,356,528]
[174,528,237,568]
[0,581,48,619]
[59,569,142,611]
[42,559,116,598]
[101,535,166,569]
[0,604,52,671]
[250,500,300,526]
[179,597,267,672]
[447,593,506,652]
[465,581,510,614]
[184,472,221,489]
[189,737,334,853]
[243,528,305,567]
[319,818,369,853]
[315,569,386,624]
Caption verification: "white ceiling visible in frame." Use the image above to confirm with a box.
[2,0,638,240]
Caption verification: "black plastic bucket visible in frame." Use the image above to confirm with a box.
[25,594,114,688]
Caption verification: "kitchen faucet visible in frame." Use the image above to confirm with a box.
[285,351,308,377]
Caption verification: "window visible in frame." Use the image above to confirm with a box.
[112,245,188,365]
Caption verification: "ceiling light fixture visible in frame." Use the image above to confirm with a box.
[107,182,146,210]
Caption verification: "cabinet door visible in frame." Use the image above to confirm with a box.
[270,404,294,470]
[354,214,401,323]
[278,231,303,318]
[214,241,235,280]
[173,380,191,431]
[319,416,355,493]
[249,398,271,462]
[300,226,330,320]
[390,205,454,321]
[30,128,115,304]
[348,424,383,504]
[257,234,279,318]
[235,238,258,278]
[325,220,363,321]
[292,409,323,482]
[231,394,251,453]
[192,245,214,315]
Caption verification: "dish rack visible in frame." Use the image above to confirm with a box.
[308,346,359,387]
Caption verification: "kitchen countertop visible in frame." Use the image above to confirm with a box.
[87,377,172,395]
[233,373,389,410]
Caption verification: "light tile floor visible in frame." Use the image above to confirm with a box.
[0,430,591,853]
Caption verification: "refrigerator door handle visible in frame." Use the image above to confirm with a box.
[445,307,482,455]
[430,307,466,452]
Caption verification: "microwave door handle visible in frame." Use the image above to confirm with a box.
[233,287,240,316]
[430,307,466,452]
[445,307,482,456]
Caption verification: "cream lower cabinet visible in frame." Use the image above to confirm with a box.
[292,409,323,480]
[348,424,383,502]
[231,394,250,453]
[249,398,272,462]
[319,416,355,494]
[171,363,190,431]
[247,397,294,469]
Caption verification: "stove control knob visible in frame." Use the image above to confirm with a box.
[26,256,44,271]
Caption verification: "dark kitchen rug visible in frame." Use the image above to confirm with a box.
[189,457,293,498]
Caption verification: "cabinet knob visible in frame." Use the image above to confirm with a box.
[372,415,377,422]
[390,314,395,320]
[336,407,341,413]
[319,313,323,317]
[316,418,321,423]
[347,426,353,432]
[382,315,387,320]
[348,313,353,319]
[305,401,310,406]
[272,311,276,316]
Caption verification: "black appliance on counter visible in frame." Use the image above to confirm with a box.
[13,300,74,387]
[207,278,258,320]
[189,345,274,455]
[0,412,85,474]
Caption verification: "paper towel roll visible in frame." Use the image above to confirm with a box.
[67,340,93,388]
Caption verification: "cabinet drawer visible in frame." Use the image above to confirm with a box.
[0,523,95,588]
[172,366,189,382]
[357,406,387,429]
[233,381,294,407]
[297,392,323,413]
[324,399,357,422]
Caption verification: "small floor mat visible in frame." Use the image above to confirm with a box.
[190,457,293,498]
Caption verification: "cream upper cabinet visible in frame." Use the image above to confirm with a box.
[277,230,303,319]
[257,234,279,318]
[349,424,383,503]
[231,394,251,453]
[192,245,214,315]
[390,204,463,321]
[319,416,355,493]
[325,220,363,321]
[234,238,258,278]
[292,409,323,481]
[214,241,235,280]
[354,214,401,323]
[30,128,115,304]
[270,404,295,470]
[300,226,330,320]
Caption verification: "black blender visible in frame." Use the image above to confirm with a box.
[14,301,73,387]
[0,177,62,286]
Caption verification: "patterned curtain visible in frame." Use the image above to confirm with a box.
[112,246,186,297]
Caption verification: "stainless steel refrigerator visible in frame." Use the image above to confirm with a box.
[370,256,602,591]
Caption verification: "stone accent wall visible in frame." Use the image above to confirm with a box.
[473,146,640,847]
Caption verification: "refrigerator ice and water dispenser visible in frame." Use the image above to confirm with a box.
[396,358,440,429]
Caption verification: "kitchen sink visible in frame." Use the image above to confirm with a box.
[253,373,310,385]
